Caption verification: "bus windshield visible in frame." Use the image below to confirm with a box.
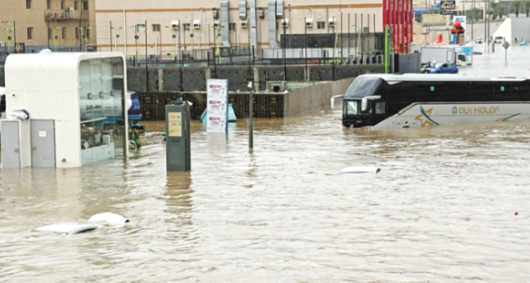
[344,76,383,98]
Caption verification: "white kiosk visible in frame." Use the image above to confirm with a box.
[1,53,129,168]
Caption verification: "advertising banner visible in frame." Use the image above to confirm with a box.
[206,79,229,133]
[453,16,466,43]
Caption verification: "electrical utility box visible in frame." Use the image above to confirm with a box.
[166,102,191,172]
[2,52,128,168]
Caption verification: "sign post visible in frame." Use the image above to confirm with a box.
[502,41,510,65]
[166,99,191,172]
[206,79,229,134]
[440,0,456,15]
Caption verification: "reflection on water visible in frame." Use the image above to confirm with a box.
[2,48,530,281]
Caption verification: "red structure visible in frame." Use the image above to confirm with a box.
[383,0,413,53]
[451,21,465,44]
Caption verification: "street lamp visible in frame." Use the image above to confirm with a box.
[111,26,122,52]
[2,21,14,53]
[78,26,91,52]
[130,25,140,64]
[54,27,62,51]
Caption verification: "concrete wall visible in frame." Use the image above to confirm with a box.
[285,77,355,116]
[126,64,385,93]
[138,77,354,120]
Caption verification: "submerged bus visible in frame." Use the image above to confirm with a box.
[338,74,530,129]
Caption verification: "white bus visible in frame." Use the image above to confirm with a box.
[339,74,530,129]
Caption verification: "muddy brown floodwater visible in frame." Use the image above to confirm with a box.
[1,47,530,282]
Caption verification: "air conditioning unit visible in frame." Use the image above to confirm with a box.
[136,24,146,33]
[48,12,54,18]
[193,19,201,30]
[281,19,289,28]
[171,20,180,30]
[328,18,336,27]
[240,21,248,28]
[305,18,313,28]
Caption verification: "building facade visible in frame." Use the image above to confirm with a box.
[0,0,96,53]
[95,0,412,58]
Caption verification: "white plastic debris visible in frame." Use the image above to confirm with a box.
[340,166,381,174]
[88,212,129,225]
[32,223,101,235]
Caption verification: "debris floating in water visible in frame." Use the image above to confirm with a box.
[32,223,101,235]
[88,212,129,225]
[340,167,381,174]
[32,212,128,235]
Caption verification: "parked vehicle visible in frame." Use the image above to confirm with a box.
[424,62,458,74]
[494,36,505,44]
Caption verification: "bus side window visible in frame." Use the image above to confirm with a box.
[376,102,386,114]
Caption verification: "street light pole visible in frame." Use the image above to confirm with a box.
[283,23,287,82]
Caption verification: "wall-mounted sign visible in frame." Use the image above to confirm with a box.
[206,79,229,134]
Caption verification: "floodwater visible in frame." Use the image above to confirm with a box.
[2,47,530,282]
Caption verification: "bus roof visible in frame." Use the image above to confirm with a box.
[361,74,529,83]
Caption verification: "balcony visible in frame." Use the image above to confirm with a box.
[44,10,88,22]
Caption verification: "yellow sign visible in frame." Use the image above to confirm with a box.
[168,112,182,137]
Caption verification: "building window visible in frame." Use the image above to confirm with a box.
[152,24,161,32]
[74,1,78,10]
[62,28,66,39]
[61,0,65,9]
[27,27,33,40]
[75,28,79,39]
[82,1,88,10]
[85,29,90,39]
[47,0,51,9]
[183,23,190,31]
[229,22,236,31]
[48,28,52,40]
[317,21,325,29]
[26,0,32,9]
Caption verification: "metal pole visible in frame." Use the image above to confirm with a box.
[178,20,182,61]
[249,84,253,152]
[110,21,113,52]
[305,17,308,80]
[13,21,17,53]
[48,21,50,49]
[505,47,507,65]
[355,13,358,63]
[213,25,217,78]
[472,0,474,41]
[348,13,350,62]
[385,26,389,73]
[341,12,343,64]
[361,14,363,62]
[283,25,287,81]
[180,50,184,91]
[145,20,149,92]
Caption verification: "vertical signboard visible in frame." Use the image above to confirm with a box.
[454,16,466,43]
[206,79,229,133]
